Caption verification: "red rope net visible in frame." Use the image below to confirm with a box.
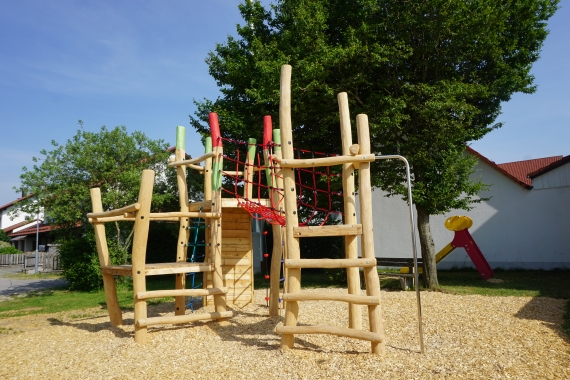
[218,135,343,227]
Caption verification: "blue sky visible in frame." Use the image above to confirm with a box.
[1,0,569,206]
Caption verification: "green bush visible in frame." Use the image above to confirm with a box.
[0,230,11,243]
[0,245,20,254]
[58,234,102,291]
[58,228,133,291]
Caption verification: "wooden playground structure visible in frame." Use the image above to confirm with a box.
[87,64,426,355]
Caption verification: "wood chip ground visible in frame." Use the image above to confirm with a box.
[1,288,568,379]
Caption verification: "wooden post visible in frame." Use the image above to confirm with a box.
[245,138,256,200]
[90,188,123,326]
[132,169,155,344]
[356,114,385,355]
[267,122,284,317]
[209,112,227,315]
[279,64,301,350]
[174,126,190,315]
[338,92,362,330]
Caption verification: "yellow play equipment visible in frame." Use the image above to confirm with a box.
[401,215,493,279]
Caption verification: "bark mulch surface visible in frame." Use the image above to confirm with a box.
[0,288,568,379]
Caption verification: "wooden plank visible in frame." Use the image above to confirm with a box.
[221,252,251,260]
[137,287,227,300]
[222,258,251,266]
[150,211,221,219]
[168,151,217,167]
[282,292,380,305]
[188,200,213,212]
[87,202,140,219]
[292,224,362,237]
[276,325,383,343]
[275,154,375,169]
[222,230,250,238]
[285,258,376,269]
[145,265,212,276]
[137,311,233,327]
[101,265,132,276]
[222,237,250,245]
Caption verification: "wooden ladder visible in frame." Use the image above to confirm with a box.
[275,65,385,355]
[89,116,230,343]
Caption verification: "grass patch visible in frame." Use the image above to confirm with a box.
[4,272,62,280]
[0,326,21,335]
[438,269,570,299]
[0,275,185,319]
[563,300,570,337]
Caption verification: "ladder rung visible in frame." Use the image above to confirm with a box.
[276,325,383,343]
[137,311,233,327]
[282,292,380,305]
[293,224,362,237]
[284,258,376,269]
[137,287,227,300]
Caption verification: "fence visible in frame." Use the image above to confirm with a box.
[0,252,61,271]
[0,253,25,265]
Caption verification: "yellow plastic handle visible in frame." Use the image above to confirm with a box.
[444,215,473,231]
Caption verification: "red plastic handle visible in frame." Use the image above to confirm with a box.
[263,115,273,149]
[209,112,222,147]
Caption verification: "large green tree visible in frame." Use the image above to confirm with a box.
[192,0,558,289]
[14,124,186,289]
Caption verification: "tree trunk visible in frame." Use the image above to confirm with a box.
[416,206,440,290]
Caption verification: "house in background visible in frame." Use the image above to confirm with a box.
[0,195,53,252]
[368,147,570,270]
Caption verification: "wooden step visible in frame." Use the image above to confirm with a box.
[292,224,362,237]
[136,287,227,300]
[282,292,380,305]
[284,258,376,269]
[100,262,213,277]
[137,311,233,327]
[276,325,383,343]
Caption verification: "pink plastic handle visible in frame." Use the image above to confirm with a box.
[209,112,222,147]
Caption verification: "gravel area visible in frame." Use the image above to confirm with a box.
[0,288,568,379]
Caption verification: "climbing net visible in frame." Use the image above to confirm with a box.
[219,136,344,227]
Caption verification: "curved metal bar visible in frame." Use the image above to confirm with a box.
[374,154,424,354]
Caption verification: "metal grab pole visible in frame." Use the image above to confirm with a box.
[374,154,424,354]
[35,213,39,275]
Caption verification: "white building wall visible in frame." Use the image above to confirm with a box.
[366,159,570,270]
[0,205,30,230]
[532,163,570,189]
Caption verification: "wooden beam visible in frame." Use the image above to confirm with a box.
[137,311,233,327]
[87,203,140,219]
[276,325,383,343]
[274,154,375,168]
[292,224,362,237]
[137,287,227,300]
[282,292,380,305]
[284,258,376,269]
[168,151,217,167]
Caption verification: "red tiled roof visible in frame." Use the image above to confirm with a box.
[2,220,34,233]
[0,194,32,211]
[497,156,562,186]
[528,155,570,178]
[466,147,533,189]
[9,223,55,237]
